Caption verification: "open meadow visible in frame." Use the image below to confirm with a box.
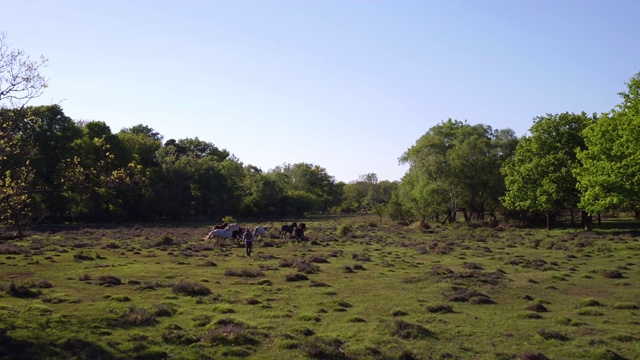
[1,215,639,360]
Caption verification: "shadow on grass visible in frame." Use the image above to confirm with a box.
[0,331,118,360]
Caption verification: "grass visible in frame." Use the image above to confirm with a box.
[0,215,639,359]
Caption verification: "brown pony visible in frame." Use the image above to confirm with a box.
[210,222,228,232]
[280,222,298,238]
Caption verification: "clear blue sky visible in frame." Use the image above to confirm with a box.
[3,1,638,183]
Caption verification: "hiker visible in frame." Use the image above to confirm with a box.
[243,228,255,257]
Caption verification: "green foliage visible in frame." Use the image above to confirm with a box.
[575,73,640,216]
[399,119,517,223]
[501,112,593,227]
[337,223,352,236]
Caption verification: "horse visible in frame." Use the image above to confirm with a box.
[292,226,305,243]
[280,222,297,238]
[210,222,228,232]
[208,223,240,244]
[253,226,268,240]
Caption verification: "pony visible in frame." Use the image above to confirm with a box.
[280,222,298,238]
[292,226,305,243]
[210,222,228,233]
[253,226,268,240]
[208,223,240,244]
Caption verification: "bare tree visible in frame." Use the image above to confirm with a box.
[0,32,49,237]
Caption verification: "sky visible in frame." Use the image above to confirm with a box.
[3,1,639,183]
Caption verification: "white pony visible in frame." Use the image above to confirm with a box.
[208,223,240,243]
[253,226,268,240]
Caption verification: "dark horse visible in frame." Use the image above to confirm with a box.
[293,224,306,243]
[210,222,228,232]
[280,222,297,238]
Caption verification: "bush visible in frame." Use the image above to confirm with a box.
[96,275,122,286]
[224,268,265,278]
[171,280,211,296]
[222,216,236,224]
[580,298,603,307]
[119,306,157,327]
[337,224,352,236]
[426,304,453,314]
[7,282,40,298]
[299,337,346,359]
[536,328,569,341]
[391,319,434,340]
[73,250,94,261]
[285,273,309,282]
[156,236,174,246]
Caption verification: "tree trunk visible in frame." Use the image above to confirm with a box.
[570,209,575,227]
[582,210,591,231]
[546,211,551,230]
[461,208,470,223]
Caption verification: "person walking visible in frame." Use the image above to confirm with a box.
[243,228,255,257]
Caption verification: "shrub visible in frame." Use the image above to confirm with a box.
[524,303,549,313]
[347,316,366,323]
[156,236,174,246]
[299,337,346,359]
[298,313,321,322]
[161,325,198,345]
[351,253,371,262]
[109,295,131,302]
[469,295,495,305]
[73,250,94,261]
[602,270,623,279]
[36,280,53,289]
[391,319,434,340]
[308,254,329,263]
[171,281,211,296]
[580,298,603,307]
[96,275,122,286]
[285,273,309,282]
[221,216,236,224]
[0,243,28,254]
[337,224,352,236]
[519,352,549,360]
[154,303,178,317]
[296,260,320,274]
[536,328,569,341]
[426,304,453,314]
[203,260,217,267]
[7,282,40,298]
[391,309,409,317]
[224,268,265,278]
[119,306,157,327]
[202,319,258,347]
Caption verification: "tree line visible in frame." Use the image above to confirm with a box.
[1,33,639,236]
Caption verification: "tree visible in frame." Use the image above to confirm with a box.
[22,105,83,219]
[70,121,139,221]
[267,163,340,214]
[501,112,593,229]
[575,73,640,220]
[118,124,163,168]
[0,32,49,236]
[399,119,515,225]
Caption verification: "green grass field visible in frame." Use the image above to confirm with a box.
[1,215,639,359]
